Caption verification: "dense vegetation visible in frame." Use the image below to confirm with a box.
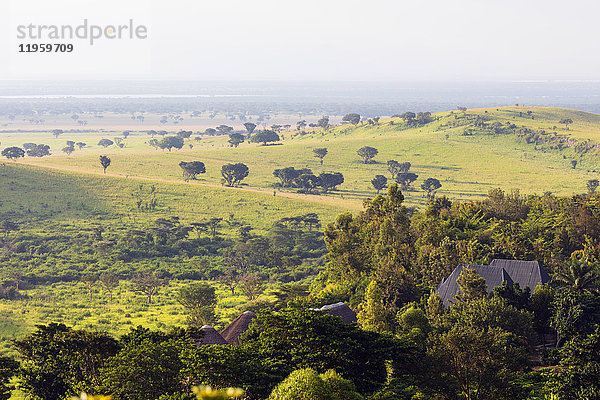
[2,106,600,399]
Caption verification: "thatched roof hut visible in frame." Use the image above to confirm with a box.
[220,311,257,344]
[197,325,228,345]
[317,302,357,324]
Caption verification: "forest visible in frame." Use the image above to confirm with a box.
[1,183,600,399]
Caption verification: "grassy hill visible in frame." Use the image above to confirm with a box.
[2,105,600,358]
[7,106,600,208]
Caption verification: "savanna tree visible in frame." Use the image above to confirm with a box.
[221,163,249,187]
[179,161,206,182]
[1,147,25,161]
[99,155,111,173]
[357,146,378,164]
[421,177,442,199]
[313,148,328,165]
[371,175,387,194]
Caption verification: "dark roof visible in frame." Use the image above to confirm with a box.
[317,302,357,324]
[436,259,550,306]
[489,259,550,290]
[197,325,228,345]
[220,311,256,345]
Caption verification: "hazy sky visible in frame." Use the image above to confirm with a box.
[2,0,600,81]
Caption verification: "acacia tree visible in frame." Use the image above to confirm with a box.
[221,163,249,187]
[317,116,329,130]
[296,120,307,130]
[295,173,322,194]
[158,136,184,152]
[250,130,280,146]
[62,146,74,156]
[177,283,217,327]
[342,113,361,125]
[559,118,573,129]
[421,178,442,199]
[239,273,264,300]
[243,122,257,136]
[98,139,114,148]
[318,172,344,193]
[26,144,51,157]
[357,146,378,164]
[587,179,599,194]
[228,133,245,147]
[371,175,387,194]
[179,161,206,182]
[132,272,168,304]
[99,155,111,173]
[273,167,312,188]
[99,273,120,301]
[387,160,411,180]
[216,125,233,135]
[395,172,418,191]
[1,147,25,161]
[51,129,63,138]
[80,274,98,301]
[313,148,328,165]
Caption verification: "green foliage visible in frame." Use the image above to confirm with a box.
[370,175,387,193]
[177,283,217,327]
[546,325,600,399]
[99,338,192,400]
[182,345,277,399]
[356,146,378,164]
[342,113,361,125]
[268,368,332,400]
[250,130,280,146]
[312,148,328,165]
[221,163,249,187]
[552,255,600,293]
[179,161,206,182]
[267,368,363,400]
[98,139,114,148]
[227,133,245,148]
[0,356,18,400]
[1,146,25,160]
[14,323,120,399]
[456,267,487,302]
[159,136,185,152]
[421,178,442,199]
[428,297,535,400]
[26,144,51,157]
[241,308,410,395]
[357,280,388,333]
[99,155,111,173]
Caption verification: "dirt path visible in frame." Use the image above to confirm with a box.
[17,160,363,211]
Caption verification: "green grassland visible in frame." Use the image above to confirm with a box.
[2,105,600,361]
[0,163,349,232]
[7,106,600,208]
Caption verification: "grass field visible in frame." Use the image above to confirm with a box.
[4,106,600,209]
[0,279,263,357]
[2,105,600,365]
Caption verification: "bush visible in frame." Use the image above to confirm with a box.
[268,368,333,400]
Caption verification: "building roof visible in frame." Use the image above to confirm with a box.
[436,259,550,306]
[197,325,229,345]
[317,302,358,323]
[220,311,257,345]
[489,259,551,290]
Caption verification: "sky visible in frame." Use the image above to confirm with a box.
[2,0,600,82]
